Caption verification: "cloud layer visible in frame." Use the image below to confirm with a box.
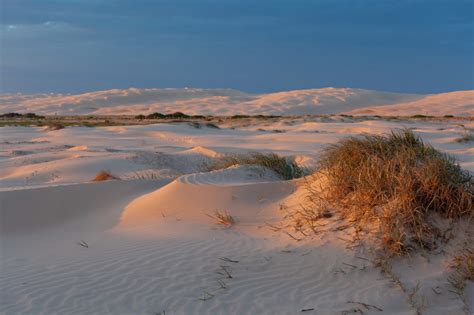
[1,0,473,93]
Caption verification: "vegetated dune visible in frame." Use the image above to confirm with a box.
[1,119,473,314]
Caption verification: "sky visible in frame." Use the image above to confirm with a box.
[1,0,473,94]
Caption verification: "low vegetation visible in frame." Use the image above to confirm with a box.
[139,112,205,120]
[208,210,235,227]
[0,112,45,119]
[188,122,220,129]
[411,114,434,119]
[208,153,304,180]
[1,112,472,128]
[229,114,281,119]
[301,129,473,256]
[45,122,65,131]
[92,170,120,182]
[449,247,474,291]
[448,246,474,313]
[455,133,474,143]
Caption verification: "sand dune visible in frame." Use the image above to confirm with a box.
[3,87,472,116]
[119,167,293,228]
[177,165,281,186]
[1,118,473,314]
[347,90,474,117]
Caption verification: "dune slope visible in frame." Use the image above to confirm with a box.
[2,87,473,116]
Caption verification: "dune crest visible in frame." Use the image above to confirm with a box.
[5,87,472,116]
[119,166,294,228]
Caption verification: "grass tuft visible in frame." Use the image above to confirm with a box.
[93,170,120,182]
[208,210,235,227]
[455,133,474,143]
[308,129,473,255]
[46,122,65,131]
[208,153,304,180]
[448,246,474,313]
[448,247,474,292]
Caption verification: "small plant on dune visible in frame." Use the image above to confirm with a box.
[305,129,473,255]
[208,153,304,180]
[46,122,65,131]
[92,170,120,182]
[455,133,474,143]
[448,247,474,292]
[448,246,474,313]
[208,210,235,228]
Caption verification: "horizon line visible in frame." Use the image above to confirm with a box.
[2,86,474,96]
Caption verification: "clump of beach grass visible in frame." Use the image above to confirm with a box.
[208,153,304,180]
[92,170,120,182]
[306,129,473,255]
[208,210,235,228]
[455,133,474,143]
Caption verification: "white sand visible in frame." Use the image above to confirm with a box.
[2,87,473,116]
[1,117,473,314]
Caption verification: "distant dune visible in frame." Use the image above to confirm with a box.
[345,90,474,117]
[1,87,472,116]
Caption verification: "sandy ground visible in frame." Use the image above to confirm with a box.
[2,87,473,116]
[1,118,473,314]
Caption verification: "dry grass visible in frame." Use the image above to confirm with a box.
[455,133,474,143]
[447,245,474,314]
[92,170,120,182]
[305,129,473,255]
[448,247,474,293]
[208,152,304,180]
[208,210,235,228]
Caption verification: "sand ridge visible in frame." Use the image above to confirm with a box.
[2,87,472,116]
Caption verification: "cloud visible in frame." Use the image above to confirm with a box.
[1,0,472,93]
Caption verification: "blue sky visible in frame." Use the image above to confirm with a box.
[1,0,473,94]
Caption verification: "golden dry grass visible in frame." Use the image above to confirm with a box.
[447,246,474,313]
[448,247,474,292]
[92,170,120,182]
[306,129,473,255]
[208,210,235,228]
